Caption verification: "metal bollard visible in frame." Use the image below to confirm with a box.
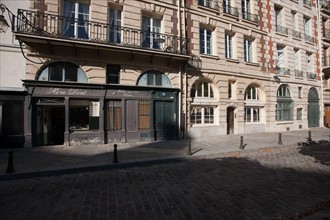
[6,151,15,174]
[278,133,282,145]
[113,144,118,163]
[187,139,191,156]
[307,131,312,142]
[239,136,244,149]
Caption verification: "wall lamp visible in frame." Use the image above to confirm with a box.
[0,4,13,33]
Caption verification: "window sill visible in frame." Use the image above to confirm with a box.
[275,32,288,37]
[244,61,260,67]
[276,121,293,125]
[292,36,302,41]
[226,58,240,63]
[201,54,219,60]
[190,123,217,128]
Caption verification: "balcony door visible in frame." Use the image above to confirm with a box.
[141,16,161,49]
[62,0,90,39]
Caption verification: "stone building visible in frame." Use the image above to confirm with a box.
[0,0,324,147]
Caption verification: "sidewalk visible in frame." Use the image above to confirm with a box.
[1,127,329,180]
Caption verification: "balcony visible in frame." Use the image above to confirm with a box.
[242,11,259,24]
[304,34,315,43]
[187,53,202,71]
[198,0,220,10]
[307,72,317,80]
[292,30,302,39]
[294,69,304,78]
[223,5,239,17]
[13,9,189,61]
[303,0,312,7]
[278,67,290,76]
[276,25,288,35]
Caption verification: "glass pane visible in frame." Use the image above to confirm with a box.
[49,63,63,81]
[155,74,162,86]
[65,64,77,82]
[203,82,209,97]
[197,82,202,97]
[70,100,90,130]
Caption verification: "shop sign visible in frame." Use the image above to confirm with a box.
[45,88,88,96]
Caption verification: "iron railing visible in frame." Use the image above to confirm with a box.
[292,30,301,39]
[198,0,220,10]
[294,69,304,78]
[223,5,239,17]
[323,28,330,39]
[276,25,288,35]
[187,53,202,70]
[307,72,317,79]
[278,67,290,76]
[242,11,259,24]
[14,9,188,55]
[303,0,312,7]
[304,34,315,43]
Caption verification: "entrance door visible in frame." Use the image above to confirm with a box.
[227,107,235,134]
[308,88,320,127]
[36,106,65,146]
[154,101,177,140]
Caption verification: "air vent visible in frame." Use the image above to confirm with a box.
[286,127,290,131]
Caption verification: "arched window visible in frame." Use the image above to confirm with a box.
[244,85,262,123]
[191,81,214,98]
[137,70,172,87]
[38,62,88,83]
[276,84,293,121]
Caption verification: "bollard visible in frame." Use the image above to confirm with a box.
[278,133,282,145]
[113,144,118,163]
[187,139,191,156]
[307,131,312,142]
[6,151,15,174]
[239,136,244,149]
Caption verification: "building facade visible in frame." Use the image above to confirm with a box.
[1,0,325,147]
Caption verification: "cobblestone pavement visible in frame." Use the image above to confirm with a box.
[0,143,329,220]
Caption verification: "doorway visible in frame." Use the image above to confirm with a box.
[227,107,235,134]
[36,106,65,146]
[154,101,177,140]
[308,88,320,127]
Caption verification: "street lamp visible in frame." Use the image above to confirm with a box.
[0,4,12,33]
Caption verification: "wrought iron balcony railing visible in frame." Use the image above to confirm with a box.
[278,67,290,76]
[307,72,317,79]
[187,53,202,70]
[276,25,288,35]
[198,0,220,10]
[294,69,304,78]
[14,9,188,55]
[303,0,312,7]
[223,5,239,17]
[242,11,259,24]
[292,30,301,39]
[323,28,330,39]
[304,34,315,43]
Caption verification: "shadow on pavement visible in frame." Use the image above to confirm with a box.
[297,140,330,166]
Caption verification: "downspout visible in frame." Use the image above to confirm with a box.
[178,0,182,138]
[182,0,188,139]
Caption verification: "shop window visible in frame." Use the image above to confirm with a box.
[138,100,150,131]
[137,71,172,87]
[106,64,120,84]
[107,100,121,131]
[38,62,88,83]
[70,100,99,131]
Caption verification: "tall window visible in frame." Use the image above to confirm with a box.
[109,8,122,43]
[225,33,234,59]
[38,62,88,83]
[275,6,282,28]
[304,16,310,37]
[137,71,172,87]
[306,53,312,73]
[277,45,285,68]
[291,11,296,31]
[138,100,150,131]
[107,100,121,132]
[142,16,161,49]
[242,0,251,19]
[276,84,293,121]
[244,85,261,123]
[294,49,299,70]
[62,0,90,39]
[244,38,253,62]
[200,27,212,54]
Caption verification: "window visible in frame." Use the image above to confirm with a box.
[137,71,172,87]
[70,100,99,131]
[62,0,90,39]
[106,64,120,84]
[228,81,232,98]
[109,8,122,43]
[107,100,121,131]
[192,81,214,98]
[304,16,310,37]
[38,62,88,83]
[138,100,150,130]
[291,11,296,31]
[276,84,293,121]
[294,49,299,70]
[200,27,212,54]
[275,6,282,28]
[277,45,285,68]
[242,0,251,19]
[297,108,303,120]
[298,86,302,98]
[244,38,253,62]
[244,107,260,123]
[306,53,312,73]
[245,86,259,100]
[142,16,161,49]
[191,107,214,124]
[225,33,234,59]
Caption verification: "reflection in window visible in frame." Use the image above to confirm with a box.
[70,100,99,131]
[38,62,88,83]
[137,71,172,87]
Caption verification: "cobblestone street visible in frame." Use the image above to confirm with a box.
[0,143,329,220]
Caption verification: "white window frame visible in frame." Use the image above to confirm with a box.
[200,27,212,55]
[109,8,122,43]
[225,33,234,59]
[142,16,161,49]
[277,45,285,68]
[191,106,215,125]
[244,107,260,123]
[244,38,253,62]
